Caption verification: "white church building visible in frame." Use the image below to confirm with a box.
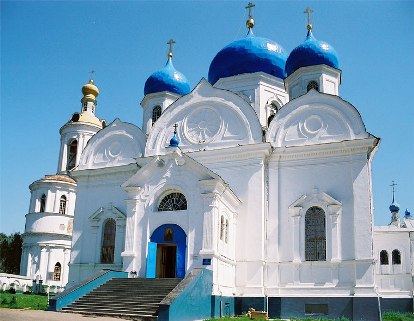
[19,6,413,320]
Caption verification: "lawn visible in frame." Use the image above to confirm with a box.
[204,312,414,321]
[0,292,48,310]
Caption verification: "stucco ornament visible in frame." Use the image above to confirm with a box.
[267,90,368,147]
[184,107,222,144]
[145,79,262,156]
[78,119,147,170]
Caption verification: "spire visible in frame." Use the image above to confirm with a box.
[245,2,255,31]
[389,180,400,227]
[169,124,179,147]
[390,180,397,204]
[304,7,314,33]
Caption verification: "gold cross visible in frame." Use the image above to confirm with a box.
[89,70,95,80]
[245,2,255,18]
[304,7,313,27]
[167,39,176,58]
[173,123,178,134]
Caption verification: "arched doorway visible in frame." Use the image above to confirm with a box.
[146,224,186,279]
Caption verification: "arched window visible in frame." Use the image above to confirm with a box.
[53,262,61,281]
[158,192,187,211]
[67,139,78,170]
[220,216,225,241]
[59,195,67,214]
[305,206,326,261]
[392,249,401,265]
[101,219,116,264]
[267,114,275,126]
[40,194,46,212]
[225,219,229,243]
[380,250,389,265]
[152,106,162,124]
[307,80,319,92]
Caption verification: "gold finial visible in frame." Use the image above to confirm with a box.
[167,39,176,58]
[304,7,314,31]
[245,2,255,30]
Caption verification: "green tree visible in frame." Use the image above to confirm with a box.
[0,232,23,274]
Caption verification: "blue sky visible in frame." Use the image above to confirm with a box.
[1,1,413,234]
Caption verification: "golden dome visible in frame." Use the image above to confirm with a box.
[246,17,254,29]
[82,79,99,99]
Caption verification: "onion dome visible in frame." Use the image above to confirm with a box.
[169,125,179,147]
[389,201,400,213]
[144,56,190,96]
[405,209,411,217]
[286,26,339,77]
[208,29,287,85]
[82,80,99,101]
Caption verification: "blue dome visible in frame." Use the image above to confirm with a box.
[405,208,411,217]
[286,30,339,76]
[144,58,191,96]
[208,30,287,84]
[169,133,179,147]
[389,202,400,213]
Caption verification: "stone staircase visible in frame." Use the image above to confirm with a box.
[62,278,181,320]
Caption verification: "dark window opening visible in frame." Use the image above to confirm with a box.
[152,106,162,125]
[380,250,389,265]
[305,206,326,261]
[101,219,116,264]
[40,194,46,212]
[59,195,67,214]
[158,192,187,211]
[67,139,78,170]
[305,304,328,315]
[53,262,61,281]
[392,249,401,265]
[307,80,319,92]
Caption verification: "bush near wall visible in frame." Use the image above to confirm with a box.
[0,292,48,310]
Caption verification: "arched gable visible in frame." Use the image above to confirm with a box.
[78,119,146,170]
[266,90,369,147]
[145,79,262,156]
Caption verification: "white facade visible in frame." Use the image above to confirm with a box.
[20,12,413,316]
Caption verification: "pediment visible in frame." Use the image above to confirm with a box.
[145,79,262,156]
[122,149,222,190]
[267,90,368,147]
[289,188,342,217]
[88,203,126,222]
[78,119,147,170]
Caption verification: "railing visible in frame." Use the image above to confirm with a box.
[48,269,128,311]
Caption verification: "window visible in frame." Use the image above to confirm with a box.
[158,192,187,211]
[53,262,61,281]
[307,80,319,92]
[40,194,46,212]
[152,106,162,124]
[67,139,78,170]
[220,216,225,241]
[392,249,401,265]
[380,250,389,265]
[305,206,326,261]
[305,304,328,315]
[101,219,116,264]
[59,195,67,214]
[225,219,229,243]
[267,114,275,126]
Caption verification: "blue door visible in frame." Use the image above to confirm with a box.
[146,242,157,278]
[149,224,187,278]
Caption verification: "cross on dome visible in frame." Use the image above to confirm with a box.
[167,39,176,58]
[304,7,314,31]
[245,2,255,30]
[390,180,397,203]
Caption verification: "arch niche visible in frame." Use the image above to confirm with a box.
[146,224,187,279]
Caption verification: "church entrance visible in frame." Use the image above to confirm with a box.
[156,244,176,278]
[146,224,186,279]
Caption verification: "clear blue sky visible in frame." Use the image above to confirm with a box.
[1,1,413,234]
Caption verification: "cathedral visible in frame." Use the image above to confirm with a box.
[18,5,413,320]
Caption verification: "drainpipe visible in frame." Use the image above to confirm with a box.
[375,286,382,321]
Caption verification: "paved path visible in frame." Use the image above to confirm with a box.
[0,308,128,321]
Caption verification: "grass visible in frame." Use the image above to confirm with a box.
[0,292,48,310]
[204,313,414,321]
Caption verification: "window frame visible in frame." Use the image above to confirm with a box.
[152,105,162,125]
[307,80,319,92]
[392,249,401,265]
[305,206,326,262]
[53,262,61,281]
[158,192,187,212]
[39,194,46,212]
[380,250,389,265]
[101,218,116,264]
[59,195,67,215]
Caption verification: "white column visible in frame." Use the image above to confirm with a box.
[292,214,301,262]
[200,194,219,257]
[329,211,340,262]
[39,247,47,281]
[62,248,70,286]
